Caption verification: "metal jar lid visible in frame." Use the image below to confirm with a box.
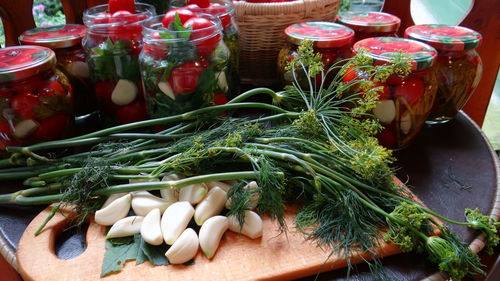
[285,22,354,48]
[0,46,56,83]
[353,37,438,71]
[19,24,87,49]
[337,11,401,33]
[405,24,482,51]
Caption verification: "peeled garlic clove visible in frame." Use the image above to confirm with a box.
[132,191,172,216]
[225,181,259,210]
[66,61,89,78]
[216,71,228,92]
[161,201,195,245]
[101,193,128,208]
[106,216,144,239]
[228,210,263,239]
[373,100,396,124]
[165,228,198,264]
[13,119,38,138]
[95,193,132,226]
[179,183,207,205]
[400,113,412,135]
[160,174,182,202]
[111,79,137,106]
[158,81,176,100]
[205,181,232,192]
[141,208,163,245]
[195,187,227,226]
[199,215,228,259]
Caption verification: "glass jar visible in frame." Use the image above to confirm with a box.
[82,3,155,126]
[19,24,97,121]
[405,24,483,124]
[353,37,438,149]
[0,46,74,150]
[277,22,354,85]
[336,11,400,42]
[170,0,239,98]
[140,14,229,118]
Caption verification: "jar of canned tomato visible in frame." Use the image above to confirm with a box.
[170,0,239,98]
[405,24,483,124]
[0,46,74,151]
[278,22,354,85]
[352,37,438,149]
[140,13,229,118]
[19,24,97,121]
[336,11,400,42]
[82,3,155,126]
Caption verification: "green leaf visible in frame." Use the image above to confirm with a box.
[101,236,140,277]
[173,14,187,32]
[159,31,175,40]
[137,235,169,266]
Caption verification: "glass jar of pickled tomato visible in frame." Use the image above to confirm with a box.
[277,22,354,85]
[336,11,400,42]
[140,13,229,118]
[405,24,483,124]
[19,24,97,121]
[82,3,155,126]
[0,46,74,151]
[352,37,438,149]
[170,0,240,99]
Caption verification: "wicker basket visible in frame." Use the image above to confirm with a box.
[233,0,341,86]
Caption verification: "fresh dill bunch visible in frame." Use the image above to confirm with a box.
[465,208,500,254]
[224,132,243,147]
[226,181,252,228]
[292,110,324,138]
[425,229,485,280]
[285,40,324,77]
[384,202,431,252]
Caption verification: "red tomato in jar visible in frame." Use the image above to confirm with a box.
[377,126,396,148]
[373,82,391,100]
[33,114,70,141]
[95,80,116,113]
[0,120,16,150]
[188,0,210,8]
[168,62,205,94]
[214,93,228,105]
[394,77,425,106]
[342,65,358,83]
[115,100,148,124]
[183,17,220,56]
[11,92,41,120]
[108,0,136,14]
[162,8,196,28]
[40,80,66,96]
[93,12,112,24]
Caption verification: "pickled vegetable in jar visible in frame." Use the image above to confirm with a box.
[19,24,97,120]
[336,11,400,42]
[140,13,229,118]
[353,37,438,149]
[0,46,74,151]
[82,3,155,126]
[170,0,239,98]
[278,22,354,85]
[405,24,483,124]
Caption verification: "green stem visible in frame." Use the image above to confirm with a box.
[227,88,279,104]
[34,204,60,236]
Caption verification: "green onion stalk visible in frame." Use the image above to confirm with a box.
[0,41,497,280]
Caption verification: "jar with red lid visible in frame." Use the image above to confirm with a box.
[336,11,400,42]
[19,24,97,120]
[352,37,438,149]
[140,13,229,118]
[82,3,155,126]
[277,22,354,85]
[405,24,483,124]
[0,46,74,151]
[170,0,239,98]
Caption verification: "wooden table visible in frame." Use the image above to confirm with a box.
[0,111,498,281]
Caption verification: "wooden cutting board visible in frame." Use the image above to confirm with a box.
[16,179,429,281]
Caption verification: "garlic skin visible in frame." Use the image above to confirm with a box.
[131,191,171,216]
[95,193,132,226]
[226,181,259,210]
[228,210,263,239]
[204,181,232,192]
[161,201,195,245]
[165,228,199,264]
[160,174,182,202]
[106,216,144,239]
[199,215,228,259]
[101,193,128,208]
[194,186,227,226]
[178,183,208,205]
[141,208,163,246]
